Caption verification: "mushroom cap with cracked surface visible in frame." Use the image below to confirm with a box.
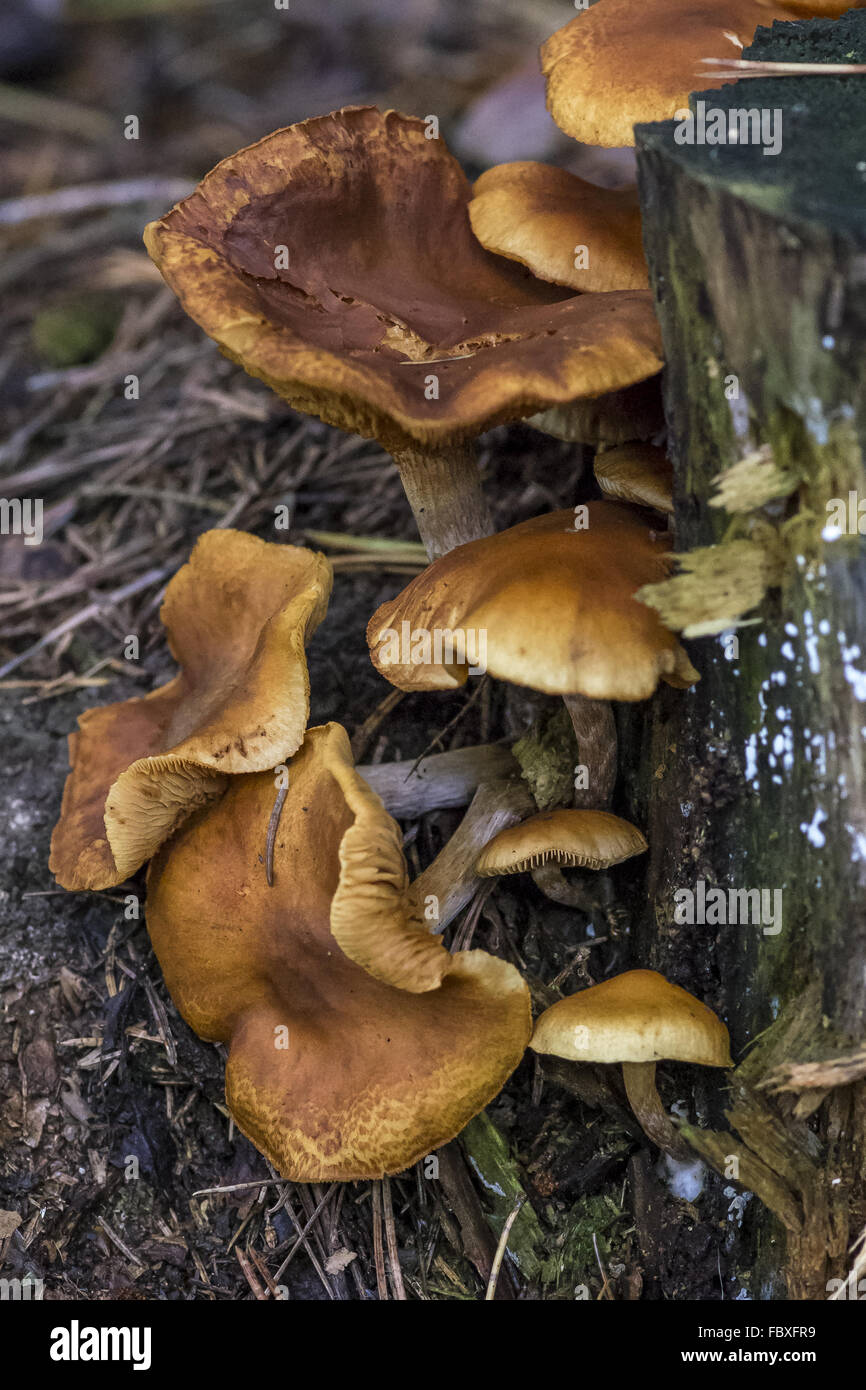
[144,107,662,449]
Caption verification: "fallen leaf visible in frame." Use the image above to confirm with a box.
[324,1248,358,1275]
[0,1210,22,1239]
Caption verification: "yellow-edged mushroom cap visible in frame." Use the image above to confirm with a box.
[531,970,733,1067]
[477,809,648,875]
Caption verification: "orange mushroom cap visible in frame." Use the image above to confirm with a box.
[530,969,733,1068]
[49,530,331,891]
[542,0,802,147]
[594,443,674,515]
[367,502,699,701]
[145,723,531,1181]
[477,809,648,876]
[144,107,662,450]
[469,161,648,293]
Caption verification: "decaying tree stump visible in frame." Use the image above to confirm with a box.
[622,12,866,1297]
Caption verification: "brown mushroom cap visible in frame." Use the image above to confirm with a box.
[144,107,662,450]
[530,970,733,1066]
[595,443,674,515]
[367,502,698,701]
[477,809,648,876]
[49,531,331,891]
[542,0,800,147]
[469,161,648,294]
[145,723,531,1181]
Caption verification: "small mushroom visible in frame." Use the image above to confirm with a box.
[144,107,663,558]
[367,502,698,808]
[469,160,648,293]
[476,807,647,912]
[467,164,659,448]
[541,0,801,147]
[530,969,733,1160]
[49,530,331,890]
[594,442,674,516]
[527,375,664,449]
[145,723,531,1180]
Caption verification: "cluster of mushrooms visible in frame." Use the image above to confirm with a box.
[52,0,850,1187]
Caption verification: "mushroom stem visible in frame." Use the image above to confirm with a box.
[358,743,517,819]
[562,693,617,808]
[391,441,495,559]
[530,863,597,912]
[621,1060,692,1162]
[414,777,534,929]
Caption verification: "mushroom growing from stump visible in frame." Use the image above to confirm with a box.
[527,374,664,450]
[594,442,674,517]
[468,161,648,294]
[144,106,663,558]
[366,502,698,809]
[467,160,662,448]
[476,808,647,913]
[49,530,331,890]
[530,970,733,1160]
[145,723,531,1180]
[541,0,805,147]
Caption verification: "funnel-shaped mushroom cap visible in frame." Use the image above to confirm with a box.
[367,502,699,701]
[595,443,674,515]
[469,162,648,293]
[145,724,531,1181]
[49,531,332,892]
[144,107,662,450]
[542,0,799,147]
[531,970,733,1067]
[477,809,647,876]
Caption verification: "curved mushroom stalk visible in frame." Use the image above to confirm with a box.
[529,862,597,912]
[413,777,535,929]
[621,1060,693,1162]
[562,692,617,809]
[392,442,494,559]
[357,742,517,819]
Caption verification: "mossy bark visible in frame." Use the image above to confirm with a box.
[623,12,866,1297]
